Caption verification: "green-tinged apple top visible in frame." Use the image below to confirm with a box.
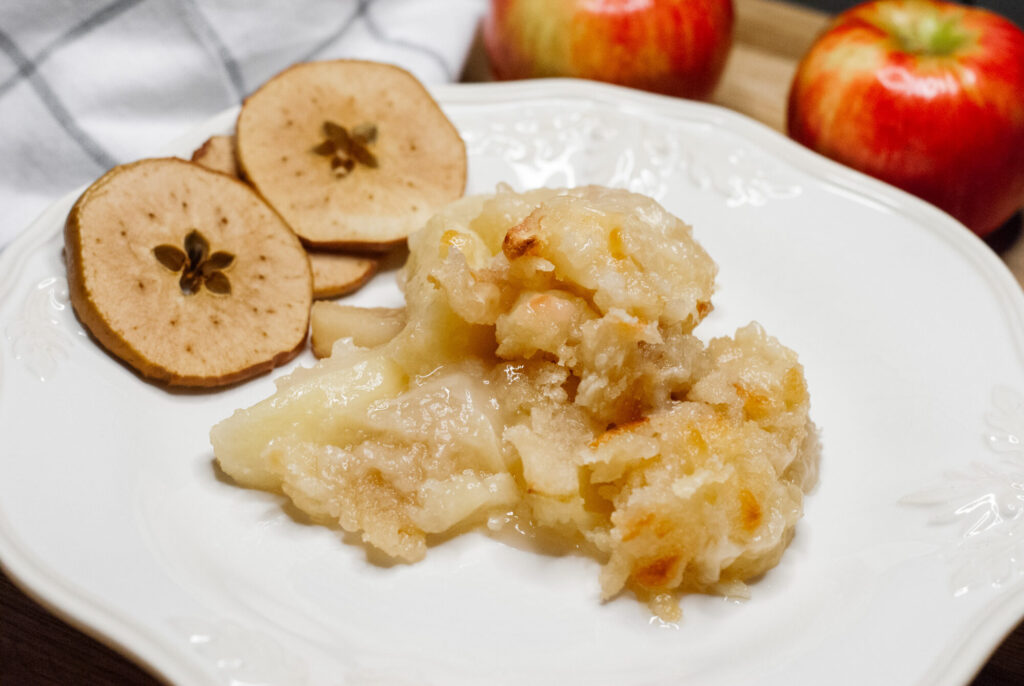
[874,2,974,56]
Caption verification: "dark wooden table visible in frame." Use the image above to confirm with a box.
[4,1,1024,683]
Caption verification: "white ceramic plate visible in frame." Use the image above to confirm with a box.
[2,80,1024,686]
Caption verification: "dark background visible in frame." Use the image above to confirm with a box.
[792,0,1023,25]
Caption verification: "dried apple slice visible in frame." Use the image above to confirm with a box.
[190,134,241,179]
[191,134,382,298]
[308,252,378,299]
[65,157,312,387]
[236,59,467,250]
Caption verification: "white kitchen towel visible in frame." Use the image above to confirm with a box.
[0,0,485,250]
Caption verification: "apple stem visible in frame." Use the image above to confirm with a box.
[888,12,970,56]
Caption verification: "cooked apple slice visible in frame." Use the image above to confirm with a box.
[310,302,406,357]
[65,157,312,387]
[190,134,241,178]
[236,59,466,250]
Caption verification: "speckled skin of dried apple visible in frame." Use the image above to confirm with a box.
[65,157,312,387]
[236,59,467,251]
[190,134,380,299]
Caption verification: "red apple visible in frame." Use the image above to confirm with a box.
[787,0,1024,237]
[483,0,735,100]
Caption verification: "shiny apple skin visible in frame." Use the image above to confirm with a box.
[787,0,1024,237]
[484,0,735,100]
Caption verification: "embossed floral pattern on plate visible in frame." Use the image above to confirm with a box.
[461,104,801,205]
[5,275,76,382]
[903,387,1024,595]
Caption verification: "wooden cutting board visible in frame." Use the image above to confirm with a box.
[710,0,829,130]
